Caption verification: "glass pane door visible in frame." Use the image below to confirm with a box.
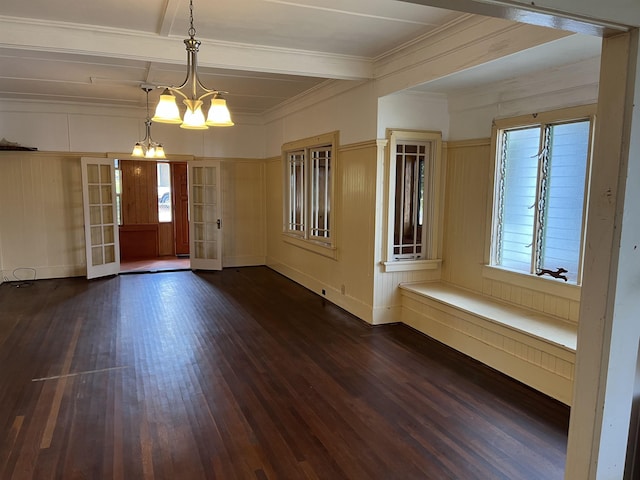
[189,160,222,271]
[81,157,120,279]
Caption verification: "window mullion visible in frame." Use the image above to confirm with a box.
[424,151,432,256]
[324,151,329,235]
[412,154,420,258]
[312,151,317,237]
[304,149,310,239]
[289,156,295,229]
[533,125,551,274]
[398,151,406,255]
[495,131,508,266]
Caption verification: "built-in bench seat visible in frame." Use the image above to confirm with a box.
[398,281,578,405]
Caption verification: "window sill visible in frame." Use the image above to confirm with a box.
[382,259,442,273]
[282,234,337,260]
[482,265,581,302]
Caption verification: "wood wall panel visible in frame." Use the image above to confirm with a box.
[120,160,157,225]
[441,139,580,323]
[265,142,379,323]
[441,140,491,292]
[172,163,189,255]
[119,224,158,260]
[401,291,575,405]
[481,277,580,323]
[0,153,271,279]
[0,152,85,280]
[221,160,266,267]
[158,222,174,256]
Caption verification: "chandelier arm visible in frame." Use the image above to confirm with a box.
[153,0,233,130]
[167,87,190,101]
[140,121,151,143]
[196,89,220,101]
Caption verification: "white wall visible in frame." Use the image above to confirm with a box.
[377,91,450,139]
[446,56,601,140]
[0,100,265,159]
[263,80,378,157]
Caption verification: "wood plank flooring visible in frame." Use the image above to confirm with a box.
[120,256,190,274]
[0,267,570,479]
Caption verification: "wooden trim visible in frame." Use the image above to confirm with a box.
[445,138,491,149]
[493,104,597,129]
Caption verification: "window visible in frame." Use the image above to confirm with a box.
[490,106,594,284]
[157,162,172,223]
[384,130,443,272]
[283,131,338,255]
[310,147,331,240]
[393,141,429,260]
[114,159,122,226]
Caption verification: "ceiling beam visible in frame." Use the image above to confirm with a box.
[0,17,373,81]
[397,0,630,36]
[158,0,182,37]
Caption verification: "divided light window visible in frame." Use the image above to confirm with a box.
[283,131,337,251]
[394,141,429,260]
[310,147,331,240]
[287,151,305,234]
[491,108,594,284]
[384,130,443,270]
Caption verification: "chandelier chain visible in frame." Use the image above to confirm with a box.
[188,0,196,38]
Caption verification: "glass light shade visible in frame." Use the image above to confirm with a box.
[152,89,182,124]
[154,145,166,158]
[206,98,234,126]
[145,146,156,158]
[132,143,144,157]
[181,100,208,130]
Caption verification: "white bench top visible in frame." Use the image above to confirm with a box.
[399,281,577,352]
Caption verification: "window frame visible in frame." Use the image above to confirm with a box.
[383,129,444,273]
[282,131,338,258]
[486,105,596,287]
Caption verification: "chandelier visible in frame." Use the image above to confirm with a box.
[152,0,234,130]
[132,86,166,158]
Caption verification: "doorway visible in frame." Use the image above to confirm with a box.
[116,159,190,273]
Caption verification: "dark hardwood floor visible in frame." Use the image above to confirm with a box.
[0,267,570,479]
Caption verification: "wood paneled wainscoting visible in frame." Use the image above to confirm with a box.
[119,224,159,260]
[431,139,579,405]
[0,267,569,479]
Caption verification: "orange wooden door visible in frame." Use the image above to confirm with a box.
[172,162,190,255]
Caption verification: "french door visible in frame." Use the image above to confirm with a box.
[189,160,222,270]
[81,157,120,279]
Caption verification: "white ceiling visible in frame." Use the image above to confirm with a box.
[0,0,602,115]
[410,32,602,94]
